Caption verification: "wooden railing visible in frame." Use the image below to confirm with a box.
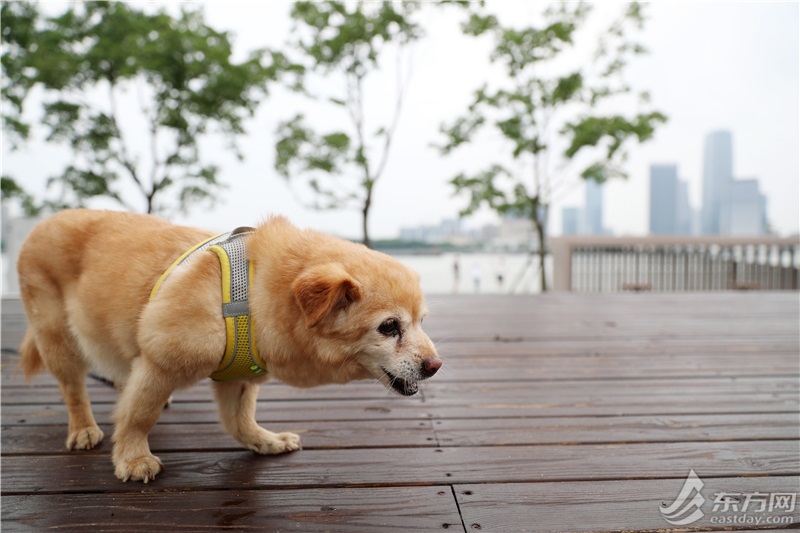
[551,235,800,292]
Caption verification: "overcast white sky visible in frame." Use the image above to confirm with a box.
[3,1,799,238]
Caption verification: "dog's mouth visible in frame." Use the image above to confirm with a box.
[381,368,418,396]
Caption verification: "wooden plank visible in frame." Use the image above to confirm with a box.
[424,292,800,314]
[3,441,797,494]
[5,412,797,456]
[8,412,796,456]
[10,335,800,362]
[6,374,797,406]
[5,352,797,404]
[431,353,799,381]
[2,381,796,427]
[2,485,464,532]
[435,339,800,356]
[433,413,800,446]
[455,477,800,533]
[0,398,432,426]
[425,322,799,342]
[424,377,799,401]
[2,419,437,455]
[6,293,799,348]
[0,379,409,405]
[3,390,796,429]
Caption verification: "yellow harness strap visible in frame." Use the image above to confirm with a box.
[150,229,267,382]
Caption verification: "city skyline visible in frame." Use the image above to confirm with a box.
[645,129,770,237]
[628,130,770,235]
[569,129,772,238]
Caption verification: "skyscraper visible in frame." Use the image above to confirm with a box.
[677,180,693,234]
[562,206,582,235]
[649,164,695,235]
[649,164,678,234]
[729,179,767,235]
[585,180,604,235]
[701,130,733,234]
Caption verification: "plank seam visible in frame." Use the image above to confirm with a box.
[5,474,800,498]
[450,485,468,533]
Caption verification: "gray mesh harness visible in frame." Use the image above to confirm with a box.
[149,227,267,381]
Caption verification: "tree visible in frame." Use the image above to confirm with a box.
[1,1,293,215]
[438,2,667,291]
[274,1,423,248]
[1,177,39,216]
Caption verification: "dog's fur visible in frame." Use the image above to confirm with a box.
[17,209,440,482]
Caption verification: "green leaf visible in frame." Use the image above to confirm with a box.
[322,132,350,150]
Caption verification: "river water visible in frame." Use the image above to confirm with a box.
[391,252,553,294]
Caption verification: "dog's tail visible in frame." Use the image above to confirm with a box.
[18,329,45,380]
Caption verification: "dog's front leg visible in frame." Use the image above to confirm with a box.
[111,358,174,482]
[213,380,302,454]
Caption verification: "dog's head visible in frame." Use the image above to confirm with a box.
[291,255,440,396]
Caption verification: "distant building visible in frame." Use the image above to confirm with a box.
[649,164,695,235]
[688,129,773,235]
[728,179,767,235]
[701,130,733,234]
[677,180,693,234]
[584,180,605,235]
[649,164,679,234]
[560,182,607,237]
[562,207,582,235]
[494,213,533,249]
[399,218,463,244]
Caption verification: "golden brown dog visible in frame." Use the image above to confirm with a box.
[17,209,440,482]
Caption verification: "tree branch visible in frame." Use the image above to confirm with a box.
[135,78,164,203]
[373,42,412,181]
[346,72,372,183]
[107,80,145,197]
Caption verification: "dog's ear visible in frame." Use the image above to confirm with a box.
[292,263,362,328]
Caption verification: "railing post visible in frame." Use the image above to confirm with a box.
[551,238,573,291]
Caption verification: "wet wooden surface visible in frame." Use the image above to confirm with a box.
[2,293,799,532]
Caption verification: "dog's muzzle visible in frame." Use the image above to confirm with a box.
[381,357,441,396]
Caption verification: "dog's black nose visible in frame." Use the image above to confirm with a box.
[420,357,442,379]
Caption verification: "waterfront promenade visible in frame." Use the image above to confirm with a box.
[2,293,798,531]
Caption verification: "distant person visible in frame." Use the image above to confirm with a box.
[471,262,482,293]
[495,258,505,292]
[452,254,461,294]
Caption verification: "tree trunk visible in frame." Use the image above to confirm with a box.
[533,208,548,292]
[361,186,372,249]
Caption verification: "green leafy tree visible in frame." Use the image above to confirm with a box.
[438,2,666,291]
[1,1,292,215]
[1,177,39,216]
[274,1,423,248]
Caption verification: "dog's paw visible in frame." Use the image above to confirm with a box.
[114,454,165,483]
[245,429,302,455]
[276,431,302,452]
[66,426,104,451]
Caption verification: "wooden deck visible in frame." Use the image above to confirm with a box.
[2,293,798,532]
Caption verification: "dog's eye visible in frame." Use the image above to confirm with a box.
[378,318,400,337]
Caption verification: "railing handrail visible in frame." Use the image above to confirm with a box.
[553,235,800,247]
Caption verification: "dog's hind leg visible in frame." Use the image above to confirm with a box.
[213,380,302,454]
[22,312,104,451]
